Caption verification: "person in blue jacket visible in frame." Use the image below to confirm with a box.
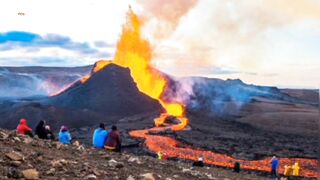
[93,123,109,148]
[271,156,280,179]
[59,126,72,144]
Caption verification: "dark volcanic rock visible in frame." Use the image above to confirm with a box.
[0,129,269,180]
[49,64,162,116]
[0,64,162,130]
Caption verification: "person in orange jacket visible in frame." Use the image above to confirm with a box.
[16,118,33,137]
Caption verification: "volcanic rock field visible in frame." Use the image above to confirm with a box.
[0,64,318,179]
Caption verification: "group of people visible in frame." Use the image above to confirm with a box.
[189,155,300,179]
[16,118,121,152]
[272,156,301,179]
[16,118,302,178]
[92,123,121,152]
[16,118,72,145]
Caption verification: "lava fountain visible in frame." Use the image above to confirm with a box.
[77,8,187,125]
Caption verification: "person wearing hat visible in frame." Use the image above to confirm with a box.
[58,126,72,144]
[16,118,33,137]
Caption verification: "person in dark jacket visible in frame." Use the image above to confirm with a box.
[93,123,109,148]
[16,118,33,137]
[35,120,48,139]
[105,125,121,152]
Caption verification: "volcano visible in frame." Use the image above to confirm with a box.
[49,63,163,116]
[0,63,162,129]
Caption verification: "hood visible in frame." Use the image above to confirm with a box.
[20,118,27,125]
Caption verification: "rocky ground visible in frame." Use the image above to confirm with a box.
[0,129,277,180]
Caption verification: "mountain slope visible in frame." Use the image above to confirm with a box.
[0,129,269,180]
[49,64,163,116]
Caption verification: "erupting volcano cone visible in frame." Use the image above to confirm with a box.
[50,63,163,116]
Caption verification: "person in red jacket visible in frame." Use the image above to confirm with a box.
[105,125,121,152]
[16,118,33,137]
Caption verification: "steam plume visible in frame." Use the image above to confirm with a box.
[137,0,198,39]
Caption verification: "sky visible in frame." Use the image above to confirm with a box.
[0,0,319,89]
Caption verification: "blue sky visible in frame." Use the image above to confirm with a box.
[0,0,319,88]
[0,31,113,66]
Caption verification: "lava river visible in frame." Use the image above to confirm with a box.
[129,114,320,179]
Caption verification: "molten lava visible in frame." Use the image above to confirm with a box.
[129,119,320,179]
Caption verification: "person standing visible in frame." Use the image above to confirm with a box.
[105,125,121,152]
[292,162,300,177]
[93,123,109,148]
[271,156,280,179]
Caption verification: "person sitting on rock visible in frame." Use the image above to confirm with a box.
[35,120,48,139]
[193,157,204,167]
[93,123,109,149]
[105,125,121,152]
[59,126,72,144]
[16,118,33,137]
[45,125,55,140]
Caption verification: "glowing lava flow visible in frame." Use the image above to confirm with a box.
[129,119,320,179]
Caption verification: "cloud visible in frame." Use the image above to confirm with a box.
[0,31,101,55]
[0,56,93,67]
[94,41,114,48]
[0,31,114,66]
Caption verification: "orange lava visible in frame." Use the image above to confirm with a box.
[130,115,320,179]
